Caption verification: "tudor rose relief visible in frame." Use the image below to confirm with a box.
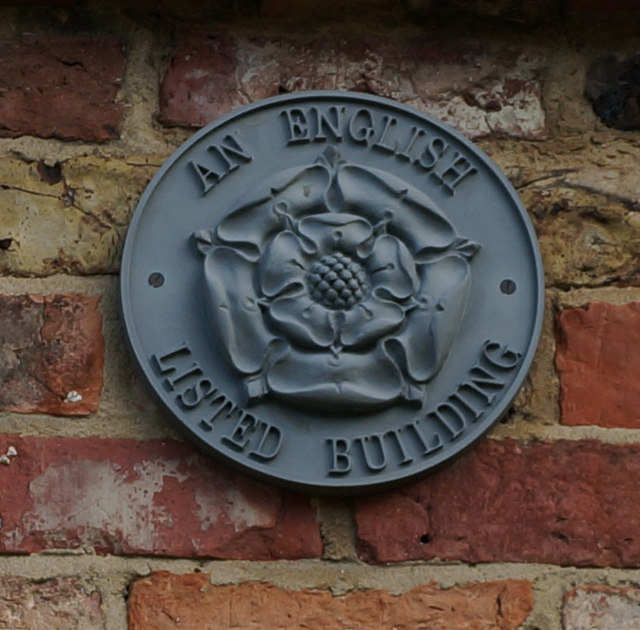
[193,146,479,412]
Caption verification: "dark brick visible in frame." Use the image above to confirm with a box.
[0,36,125,141]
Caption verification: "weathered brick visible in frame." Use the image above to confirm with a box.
[0,576,104,629]
[128,572,533,630]
[0,294,103,415]
[556,302,640,427]
[0,35,125,141]
[159,32,545,139]
[355,439,640,567]
[521,174,640,289]
[563,585,640,630]
[0,156,160,275]
[0,435,321,559]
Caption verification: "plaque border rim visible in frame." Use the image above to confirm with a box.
[119,90,545,495]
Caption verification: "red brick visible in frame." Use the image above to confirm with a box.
[556,302,640,428]
[0,294,103,416]
[0,36,125,142]
[563,585,640,630]
[355,439,640,567]
[0,435,321,559]
[159,32,545,139]
[128,572,533,630]
[0,576,104,629]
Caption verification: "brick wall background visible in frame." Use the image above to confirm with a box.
[1,1,640,628]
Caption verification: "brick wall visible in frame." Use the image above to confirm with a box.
[1,1,640,628]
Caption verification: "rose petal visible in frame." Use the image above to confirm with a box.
[339,295,404,349]
[267,345,404,412]
[336,165,456,256]
[202,246,278,375]
[298,213,373,256]
[267,295,336,349]
[216,164,331,257]
[259,231,307,298]
[367,234,418,300]
[386,254,471,382]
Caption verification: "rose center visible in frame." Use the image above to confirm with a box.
[306,253,370,310]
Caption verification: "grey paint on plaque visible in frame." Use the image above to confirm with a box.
[120,92,544,494]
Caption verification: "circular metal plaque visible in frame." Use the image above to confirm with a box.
[120,92,544,494]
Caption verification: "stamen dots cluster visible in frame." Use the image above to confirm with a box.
[307,253,370,310]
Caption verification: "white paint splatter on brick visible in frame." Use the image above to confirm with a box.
[184,69,211,81]
[564,586,640,630]
[5,455,281,553]
[12,459,189,551]
[0,445,18,465]
[234,38,546,140]
[64,390,83,403]
[194,485,276,533]
[0,577,105,630]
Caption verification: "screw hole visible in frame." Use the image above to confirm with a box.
[500,279,516,295]
[148,272,165,288]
